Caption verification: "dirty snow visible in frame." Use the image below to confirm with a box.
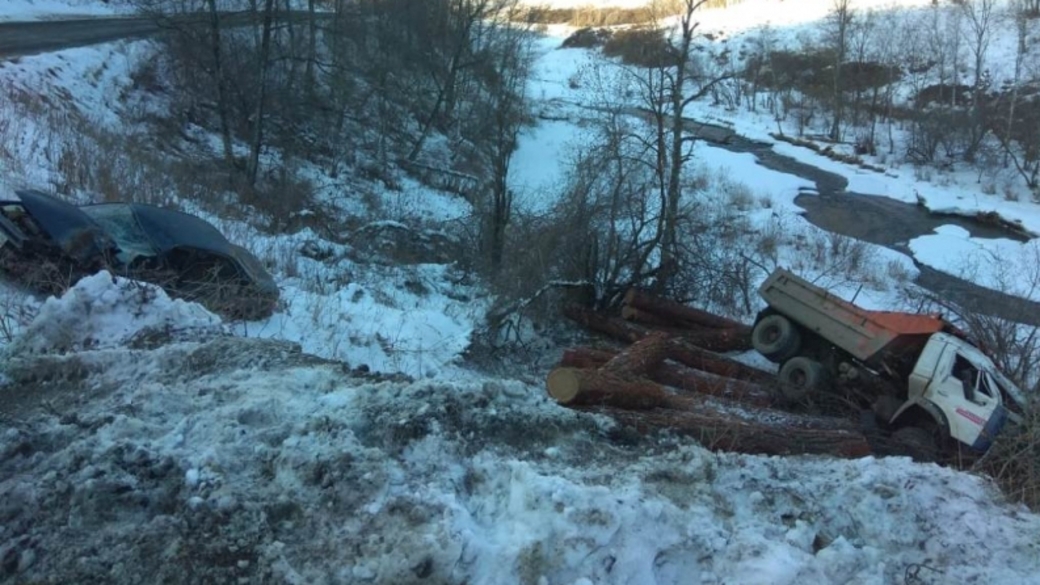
[3,283,1040,584]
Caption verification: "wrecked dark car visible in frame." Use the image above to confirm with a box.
[0,189,278,319]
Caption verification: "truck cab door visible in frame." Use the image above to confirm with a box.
[928,353,1004,451]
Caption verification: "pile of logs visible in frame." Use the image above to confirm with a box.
[547,289,872,458]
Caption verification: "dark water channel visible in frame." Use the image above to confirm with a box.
[690,121,1040,326]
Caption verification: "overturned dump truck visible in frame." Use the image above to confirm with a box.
[751,269,1027,459]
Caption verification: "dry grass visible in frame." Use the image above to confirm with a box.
[974,405,1040,510]
[602,27,673,68]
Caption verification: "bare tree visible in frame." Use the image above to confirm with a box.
[621,0,731,292]
[246,0,276,186]
[472,14,534,272]
[825,0,853,141]
[960,0,998,94]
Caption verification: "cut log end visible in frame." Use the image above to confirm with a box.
[547,367,582,404]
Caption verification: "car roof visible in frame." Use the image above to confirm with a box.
[15,189,104,244]
[86,202,236,257]
[16,190,276,287]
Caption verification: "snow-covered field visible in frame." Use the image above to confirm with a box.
[3,0,1040,583]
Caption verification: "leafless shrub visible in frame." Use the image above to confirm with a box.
[520,4,672,27]
[602,27,673,68]
[0,289,37,344]
[975,401,1040,510]
[561,27,613,49]
[239,164,316,232]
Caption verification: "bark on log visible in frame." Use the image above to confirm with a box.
[601,331,670,376]
[564,304,752,352]
[560,347,616,370]
[666,339,773,384]
[579,405,871,458]
[679,327,753,353]
[559,348,775,407]
[623,288,753,332]
[546,367,671,408]
[563,304,646,344]
[650,362,775,407]
[620,306,677,329]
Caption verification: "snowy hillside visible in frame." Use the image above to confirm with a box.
[3,276,1040,584]
[2,1,1040,584]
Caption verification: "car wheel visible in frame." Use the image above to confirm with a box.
[778,356,827,403]
[892,426,939,463]
[752,314,801,363]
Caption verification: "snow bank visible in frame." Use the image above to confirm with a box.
[2,336,1040,584]
[6,271,222,355]
[909,226,1040,302]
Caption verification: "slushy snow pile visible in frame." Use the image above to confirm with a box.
[6,271,223,356]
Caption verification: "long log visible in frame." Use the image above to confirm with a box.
[679,327,753,353]
[651,361,775,407]
[623,288,753,332]
[619,306,678,330]
[666,339,773,384]
[559,348,775,407]
[546,367,671,408]
[556,334,774,384]
[564,304,752,352]
[601,331,670,376]
[563,304,646,344]
[579,405,871,458]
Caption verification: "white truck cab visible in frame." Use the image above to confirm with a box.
[902,332,1026,451]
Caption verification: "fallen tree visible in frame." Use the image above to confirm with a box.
[547,328,871,458]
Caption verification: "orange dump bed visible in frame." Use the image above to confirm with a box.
[759,270,948,364]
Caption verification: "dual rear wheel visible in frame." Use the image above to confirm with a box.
[753,315,829,402]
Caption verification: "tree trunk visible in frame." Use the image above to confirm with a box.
[306,0,317,90]
[560,347,775,407]
[665,339,773,384]
[247,0,276,186]
[601,331,671,376]
[561,306,765,378]
[546,367,671,409]
[205,0,235,171]
[623,288,751,332]
[563,303,646,344]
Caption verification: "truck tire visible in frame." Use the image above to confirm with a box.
[778,357,827,402]
[892,426,939,463]
[752,314,801,363]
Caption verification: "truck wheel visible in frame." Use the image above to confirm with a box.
[778,357,827,402]
[892,426,939,463]
[752,315,801,363]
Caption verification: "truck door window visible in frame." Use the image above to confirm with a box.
[952,356,982,402]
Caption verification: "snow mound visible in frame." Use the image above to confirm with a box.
[6,271,222,355]
[2,336,1040,584]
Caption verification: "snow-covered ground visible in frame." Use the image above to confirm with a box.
[3,277,1040,584]
[3,1,1040,583]
[0,0,131,21]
